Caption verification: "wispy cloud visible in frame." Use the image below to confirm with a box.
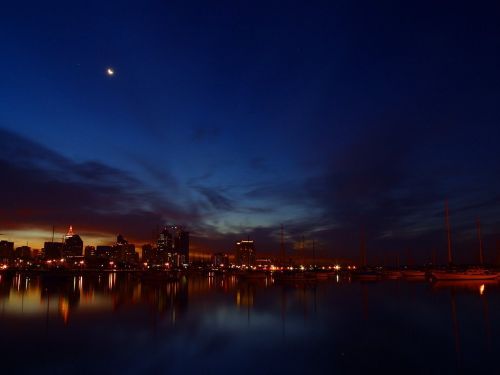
[0,128,199,242]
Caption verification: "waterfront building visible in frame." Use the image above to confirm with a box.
[212,252,229,267]
[64,226,83,257]
[84,245,96,258]
[15,246,31,260]
[96,246,113,259]
[142,244,156,263]
[235,239,256,266]
[0,240,14,262]
[173,226,189,264]
[114,234,138,264]
[156,225,190,267]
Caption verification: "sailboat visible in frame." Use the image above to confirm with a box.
[401,269,426,279]
[351,228,382,281]
[431,204,499,281]
[432,268,498,281]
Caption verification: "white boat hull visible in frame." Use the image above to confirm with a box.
[432,271,498,281]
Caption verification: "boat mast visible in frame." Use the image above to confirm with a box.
[302,235,305,265]
[312,239,316,268]
[477,217,484,265]
[280,224,285,266]
[445,200,453,265]
[360,227,366,268]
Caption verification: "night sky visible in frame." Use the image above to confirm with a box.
[1,1,499,262]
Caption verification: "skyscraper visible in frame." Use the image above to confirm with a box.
[142,244,156,263]
[157,227,173,263]
[114,234,138,264]
[84,245,96,258]
[64,226,83,258]
[235,240,256,267]
[156,225,190,267]
[173,226,189,265]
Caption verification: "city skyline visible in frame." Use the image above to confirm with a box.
[2,2,500,374]
[1,1,500,262]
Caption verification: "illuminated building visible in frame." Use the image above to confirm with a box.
[84,245,96,258]
[157,227,173,260]
[114,234,138,264]
[142,244,156,263]
[156,225,189,267]
[255,258,271,267]
[212,252,229,267]
[0,240,14,261]
[83,245,110,268]
[173,226,189,264]
[235,239,256,266]
[64,226,83,258]
[96,246,113,259]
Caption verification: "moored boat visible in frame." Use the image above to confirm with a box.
[382,270,402,280]
[431,268,498,281]
[351,269,381,281]
[401,270,426,279]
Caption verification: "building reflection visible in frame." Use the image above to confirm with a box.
[4,271,495,348]
[0,272,190,324]
[236,281,255,308]
[1,271,500,374]
[39,275,81,324]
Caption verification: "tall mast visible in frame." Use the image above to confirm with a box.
[312,239,316,268]
[280,224,285,266]
[477,217,484,265]
[445,200,453,265]
[360,227,366,267]
[302,235,305,264]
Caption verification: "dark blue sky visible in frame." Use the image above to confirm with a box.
[1,1,500,262]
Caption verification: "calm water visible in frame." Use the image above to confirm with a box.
[0,272,498,374]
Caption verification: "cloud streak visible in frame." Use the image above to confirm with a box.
[0,128,198,243]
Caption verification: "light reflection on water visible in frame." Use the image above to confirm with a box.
[0,272,499,374]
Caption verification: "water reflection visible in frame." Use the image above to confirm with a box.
[0,273,499,374]
[0,273,191,324]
